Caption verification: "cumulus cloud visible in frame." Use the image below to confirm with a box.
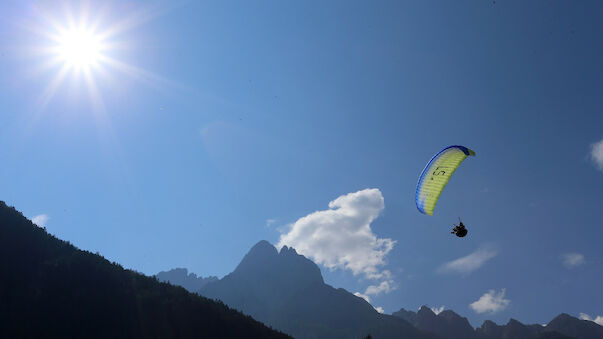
[579,313,603,326]
[31,214,49,227]
[277,188,395,280]
[438,246,497,274]
[374,306,385,314]
[590,139,603,171]
[561,253,585,268]
[364,279,394,296]
[470,289,510,314]
[279,189,397,316]
[431,306,445,315]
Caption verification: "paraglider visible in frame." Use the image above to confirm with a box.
[451,218,468,237]
[415,145,475,237]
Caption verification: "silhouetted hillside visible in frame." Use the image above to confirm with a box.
[199,241,437,339]
[0,201,290,339]
[156,268,218,293]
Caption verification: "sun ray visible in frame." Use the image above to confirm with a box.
[38,63,70,111]
[23,63,71,134]
[83,66,105,115]
[19,0,192,121]
[97,54,194,95]
[87,3,111,34]
[97,2,178,41]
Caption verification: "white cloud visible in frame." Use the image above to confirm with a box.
[353,278,396,314]
[354,292,371,303]
[470,289,510,314]
[439,246,497,274]
[31,214,49,227]
[579,313,603,326]
[561,253,585,268]
[277,188,395,280]
[431,306,445,315]
[364,279,394,296]
[279,188,397,318]
[265,218,277,228]
[590,139,603,172]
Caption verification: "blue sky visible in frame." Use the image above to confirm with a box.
[1,0,602,327]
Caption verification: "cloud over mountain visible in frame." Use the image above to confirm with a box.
[579,313,603,326]
[277,188,395,280]
[430,306,445,315]
[470,288,510,314]
[364,280,394,296]
[31,214,49,227]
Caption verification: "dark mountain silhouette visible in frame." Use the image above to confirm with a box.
[477,318,544,339]
[393,306,600,339]
[475,320,504,338]
[156,268,218,293]
[437,309,479,338]
[392,307,418,324]
[199,240,437,339]
[544,313,603,339]
[0,201,289,339]
[393,306,476,339]
[473,314,603,339]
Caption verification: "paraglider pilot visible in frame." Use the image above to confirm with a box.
[451,218,468,237]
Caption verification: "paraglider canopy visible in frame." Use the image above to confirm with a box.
[415,145,475,216]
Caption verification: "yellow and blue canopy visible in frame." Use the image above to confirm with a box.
[415,145,475,216]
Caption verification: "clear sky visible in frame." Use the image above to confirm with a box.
[1,0,602,327]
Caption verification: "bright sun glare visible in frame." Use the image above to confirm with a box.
[26,2,173,113]
[56,29,102,68]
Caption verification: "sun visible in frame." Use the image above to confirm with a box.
[56,29,103,68]
[23,1,175,113]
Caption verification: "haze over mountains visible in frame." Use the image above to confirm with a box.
[160,240,603,339]
[156,268,218,292]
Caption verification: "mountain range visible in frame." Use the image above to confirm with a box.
[2,196,600,339]
[159,240,603,339]
[198,241,435,339]
[393,305,603,339]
